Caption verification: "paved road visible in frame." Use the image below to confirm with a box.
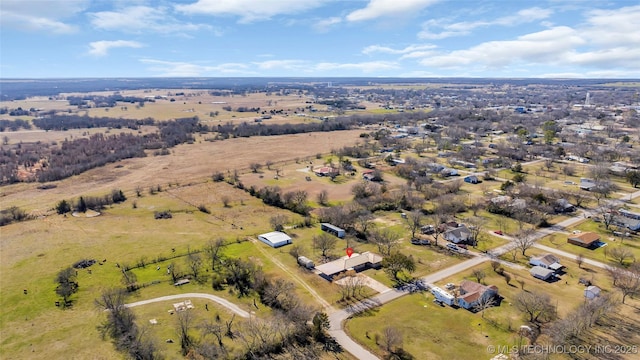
[125,293,251,318]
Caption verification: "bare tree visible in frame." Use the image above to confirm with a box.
[316,189,329,206]
[312,233,337,258]
[405,209,424,240]
[514,291,557,323]
[513,228,536,256]
[250,162,262,173]
[608,246,635,266]
[221,195,231,208]
[607,265,640,304]
[187,252,203,281]
[265,160,274,170]
[382,326,403,354]
[428,213,448,246]
[598,201,619,231]
[269,214,288,232]
[466,216,487,247]
[176,310,195,356]
[474,294,496,318]
[205,238,225,271]
[355,211,375,236]
[369,228,400,255]
[471,269,486,284]
[576,253,584,269]
[335,272,366,300]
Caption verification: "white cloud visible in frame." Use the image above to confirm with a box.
[421,26,584,68]
[418,7,553,39]
[253,60,309,71]
[313,17,342,32]
[314,61,399,73]
[0,0,88,34]
[416,5,640,76]
[140,59,251,76]
[581,5,640,47]
[362,44,436,55]
[89,6,213,34]
[176,0,327,23]
[88,40,144,57]
[346,0,439,22]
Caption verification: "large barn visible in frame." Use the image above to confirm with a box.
[258,231,292,248]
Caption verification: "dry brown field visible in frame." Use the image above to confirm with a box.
[0,130,365,213]
[4,90,331,123]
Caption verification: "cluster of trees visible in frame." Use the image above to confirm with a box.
[0,206,30,226]
[0,118,32,131]
[32,114,154,131]
[67,94,154,108]
[246,185,311,215]
[96,289,160,359]
[56,189,126,214]
[0,117,201,184]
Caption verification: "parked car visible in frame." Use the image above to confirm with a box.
[446,243,459,252]
[457,244,468,250]
[494,230,503,235]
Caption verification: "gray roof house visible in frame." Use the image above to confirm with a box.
[443,224,472,244]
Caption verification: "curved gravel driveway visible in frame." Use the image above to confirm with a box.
[125,293,250,318]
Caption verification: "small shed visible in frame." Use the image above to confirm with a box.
[464,175,479,184]
[530,266,555,281]
[584,285,601,299]
[320,223,346,238]
[297,256,315,269]
[258,231,292,248]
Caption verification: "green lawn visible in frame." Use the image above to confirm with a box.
[345,256,624,360]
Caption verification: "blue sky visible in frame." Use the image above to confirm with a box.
[1,0,639,78]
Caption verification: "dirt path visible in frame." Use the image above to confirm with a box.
[250,238,335,311]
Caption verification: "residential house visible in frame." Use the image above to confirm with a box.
[315,251,383,280]
[554,199,575,213]
[530,266,555,281]
[529,254,563,272]
[567,232,600,248]
[443,224,472,244]
[457,280,499,310]
[579,178,597,191]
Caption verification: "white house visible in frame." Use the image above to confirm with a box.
[529,254,563,272]
[315,251,382,279]
[258,231,292,248]
[430,286,455,306]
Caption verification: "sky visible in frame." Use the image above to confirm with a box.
[1,0,639,79]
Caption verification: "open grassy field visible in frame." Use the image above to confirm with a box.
[0,178,362,359]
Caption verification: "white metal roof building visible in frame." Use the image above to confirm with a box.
[315,251,383,279]
[258,231,292,248]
